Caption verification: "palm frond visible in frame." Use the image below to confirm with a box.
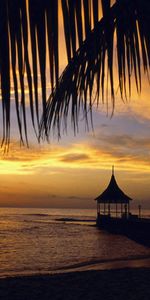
[40,0,150,138]
[0,0,59,145]
[0,1,150,144]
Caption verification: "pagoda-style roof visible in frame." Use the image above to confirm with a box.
[95,167,132,204]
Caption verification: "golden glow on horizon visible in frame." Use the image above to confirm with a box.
[0,138,150,207]
[0,139,150,175]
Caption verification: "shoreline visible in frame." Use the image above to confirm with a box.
[0,254,150,280]
[0,267,150,300]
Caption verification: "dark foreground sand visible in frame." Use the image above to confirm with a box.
[0,268,150,300]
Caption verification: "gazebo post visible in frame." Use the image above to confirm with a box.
[116,203,117,217]
[104,203,106,215]
[121,203,123,217]
[124,204,127,218]
[108,203,110,216]
[128,202,130,216]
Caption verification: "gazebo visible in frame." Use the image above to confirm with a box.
[95,167,132,219]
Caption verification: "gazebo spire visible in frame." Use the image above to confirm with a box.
[95,167,132,204]
[112,165,114,176]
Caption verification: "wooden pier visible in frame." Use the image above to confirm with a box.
[96,214,150,247]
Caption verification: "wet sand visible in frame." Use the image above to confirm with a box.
[0,267,150,300]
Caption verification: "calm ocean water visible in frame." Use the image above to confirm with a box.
[0,207,149,278]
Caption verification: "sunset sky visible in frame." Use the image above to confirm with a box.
[0,4,150,209]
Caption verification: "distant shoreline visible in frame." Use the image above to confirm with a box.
[1,255,150,280]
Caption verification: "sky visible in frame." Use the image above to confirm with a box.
[0,3,150,209]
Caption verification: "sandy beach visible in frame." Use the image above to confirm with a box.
[0,267,150,300]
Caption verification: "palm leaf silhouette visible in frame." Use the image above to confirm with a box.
[40,0,150,138]
[0,0,149,144]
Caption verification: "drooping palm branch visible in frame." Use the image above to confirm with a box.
[40,0,150,138]
[0,0,149,145]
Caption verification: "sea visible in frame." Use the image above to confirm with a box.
[0,207,150,278]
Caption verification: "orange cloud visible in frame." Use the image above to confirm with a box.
[0,134,150,177]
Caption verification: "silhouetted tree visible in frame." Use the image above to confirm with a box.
[0,0,149,145]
